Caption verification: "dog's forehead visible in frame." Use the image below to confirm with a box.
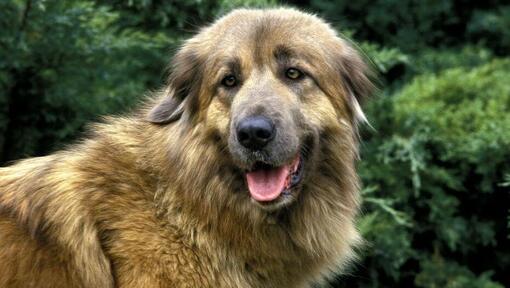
[201,8,340,61]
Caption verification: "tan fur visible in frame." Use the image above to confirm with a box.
[0,8,373,288]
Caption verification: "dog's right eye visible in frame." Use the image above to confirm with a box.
[221,75,237,88]
[285,68,303,80]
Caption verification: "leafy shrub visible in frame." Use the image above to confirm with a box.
[395,60,510,192]
[411,46,494,75]
[308,0,510,54]
[467,5,510,55]
[415,258,504,288]
[343,59,510,287]
[0,1,177,161]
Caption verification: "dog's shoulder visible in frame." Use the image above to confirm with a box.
[0,138,117,287]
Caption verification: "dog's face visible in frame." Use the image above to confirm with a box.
[148,9,373,211]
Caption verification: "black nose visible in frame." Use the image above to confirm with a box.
[237,116,275,150]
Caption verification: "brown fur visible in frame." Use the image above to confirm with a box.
[0,8,373,288]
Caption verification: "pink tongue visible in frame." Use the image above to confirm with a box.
[246,165,290,202]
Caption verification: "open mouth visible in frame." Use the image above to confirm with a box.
[244,154,304,202]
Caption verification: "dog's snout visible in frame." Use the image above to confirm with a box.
[237,116,275,150]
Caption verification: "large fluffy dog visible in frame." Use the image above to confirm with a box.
[0,8,373,288]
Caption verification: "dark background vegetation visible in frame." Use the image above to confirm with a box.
[1,0,509,287]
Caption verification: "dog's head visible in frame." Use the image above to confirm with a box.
[147,8,373,211]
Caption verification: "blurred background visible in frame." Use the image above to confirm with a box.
[0,0,508,287]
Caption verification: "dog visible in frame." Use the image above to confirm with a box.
[0,8,373,288]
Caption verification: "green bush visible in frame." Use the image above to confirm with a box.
[395,60,510,192]
[349,59,510,287]
[0,1,176,161]
[467,5,510,55]
[309,0,509,54]
[415,258,504,288]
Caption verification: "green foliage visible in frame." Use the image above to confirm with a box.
[411,46,494,75]
[352,59,509,287]
[96,0,278,32]
[415,257,504,288]
[96,0,218,32]
[395,60,510,192]
[1,0,509,287]
[309,0,510,54]
[359,42,409,74]
[0,0,175,161]
[467,5,510,55]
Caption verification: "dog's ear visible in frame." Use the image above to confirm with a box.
[147,92,186,124]
[336,40,376,124]
[147,44,203,124]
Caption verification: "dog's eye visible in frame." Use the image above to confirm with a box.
[285,68,303,80]
[221,75,237,88]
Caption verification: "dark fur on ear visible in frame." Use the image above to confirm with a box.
[147,43,203,124]
[336,40,376,124]
[147,94,185,124]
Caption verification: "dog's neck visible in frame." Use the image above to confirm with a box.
[138,119,361,285]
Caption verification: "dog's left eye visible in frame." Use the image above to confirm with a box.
[221,75,238,88]
[285,68,303,80]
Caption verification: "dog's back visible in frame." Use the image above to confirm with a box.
[0,208,79,287]
[0,155,114,287]
[0,122,217,288]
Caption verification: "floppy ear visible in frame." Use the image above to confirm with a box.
[147,44,203,124]
[147,91,186,124]
[336,41,376,124]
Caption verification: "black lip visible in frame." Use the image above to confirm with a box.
[289,157,304,188]
[280,154,304,197]
[247,161,274,173]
